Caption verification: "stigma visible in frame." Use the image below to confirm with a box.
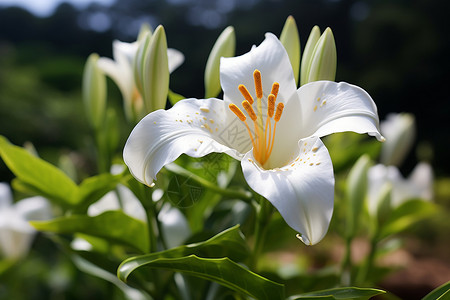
[228,69,284,167]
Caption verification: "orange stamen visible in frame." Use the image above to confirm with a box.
[238,84,254,105]
[229,70,285,167]
[268,94,275,118]
[253,70,263,99]
[242,100,257,121]
[228,103,246,121]
[274,103,284,122]
[271,82,279,99]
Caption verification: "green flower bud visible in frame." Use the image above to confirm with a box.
[346,154,371,238]
[375,183,392,226]
[136,25,170,114]
[204,26,235,98]
[306,27,337,84]
[82,53,106,130]
[300,25,320,86]
[280,16,301,86]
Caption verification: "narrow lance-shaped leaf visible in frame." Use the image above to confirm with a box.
[31,211,150,253]
[280,15,301,86]
[422,281,450,300]
[287,286,385,300]
[0,136,79,207]
[204,26,235,98]
[119,255,285,300]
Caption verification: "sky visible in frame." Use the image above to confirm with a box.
[0,0,115,17]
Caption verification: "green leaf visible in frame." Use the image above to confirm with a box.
[288,287,385,300]
[118,225,249,280]
[31,211,149,253]
[168,89,186,105]
[379,199,437,240]
[0,136,79,207]
[422,281,450,300]
[74,172,121,211]
[119,255,284,300]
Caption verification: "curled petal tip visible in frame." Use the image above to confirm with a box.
[296,233,312,246]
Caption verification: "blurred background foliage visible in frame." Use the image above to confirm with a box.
[0,0,449,299]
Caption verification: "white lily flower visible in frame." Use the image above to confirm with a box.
[97,39,184,122]
[367,163,433,215]
[124,33,383,245]
[0,183,51,260]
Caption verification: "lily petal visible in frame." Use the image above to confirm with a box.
[297,81,384,141]
[0,182,13,209]
[220,33,297,107]
[124,98,246,186]
[167,48,185,73]
[97,56,134,104]
[241,136,334,245]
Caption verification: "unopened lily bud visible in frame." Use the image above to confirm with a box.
[300,26,321,86]
[280,16,301,86]
[82,53,106,130]
[204,26,235,98]
[137,23,152,42]
[346,154,371,238]
[306,27,337,83]
[375,183,392,225]
[137,25,170,114]
[380,113,416,167]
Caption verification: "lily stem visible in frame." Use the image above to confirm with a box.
[341,235,353,286]
[164,163,252,201]
[250,196,273,271]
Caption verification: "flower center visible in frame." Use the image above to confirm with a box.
[228,69,284,167]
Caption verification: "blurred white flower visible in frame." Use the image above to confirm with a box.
[87,165,147,222]
[367,163,433,215]
[83,166,190,250]
[97,34,184,122]
[380,113,416,167]
[0,183,51,260]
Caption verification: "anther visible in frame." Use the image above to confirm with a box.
[271,82,279,99]
[242,100,257,121]
[268,94,275,118]
[228,104,246,121]
[253,70,263,99]
[238,84,254,105]
[274,103,284,122]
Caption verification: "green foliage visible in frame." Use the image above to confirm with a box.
[31,211,149,253]
[120,255,285,300]
[378,199,437,240]
[0,135,78,207]
[288,287,385,300]
[422,281,450,300]
[118,225,249,279]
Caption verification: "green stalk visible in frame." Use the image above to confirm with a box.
[249,197,273,271]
